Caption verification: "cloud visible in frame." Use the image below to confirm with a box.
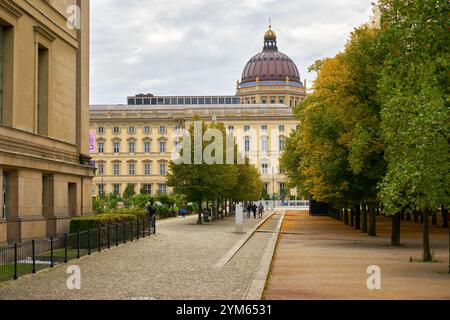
[90,0,374,104]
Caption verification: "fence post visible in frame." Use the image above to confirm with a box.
[116,224,119,247]
[137,219,140,240]
[88,230,91,255]
[50,236,54,268]
[130,220,133,242]
[77,231,80,259]
[123,222,126,244]
[64,233,68,263]
[142,218,145,237]
[148,215,151,236]
[153,216,156,234]
[32,240,36,274]
[98,227,102,252]
[13,243,18,280]
[107,225,110,249]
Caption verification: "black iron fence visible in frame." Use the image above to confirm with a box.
[0,215,156,283]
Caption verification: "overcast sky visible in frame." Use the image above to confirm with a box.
[90,0,374,105]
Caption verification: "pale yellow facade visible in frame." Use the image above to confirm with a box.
[0,0,94,244]
[89,104,299,198]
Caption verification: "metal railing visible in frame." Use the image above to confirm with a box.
[0,215,156,283]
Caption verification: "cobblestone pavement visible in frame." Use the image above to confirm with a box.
[265,211,450,300]
[0,213,274,300]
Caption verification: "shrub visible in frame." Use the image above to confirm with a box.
[70,213,144,233]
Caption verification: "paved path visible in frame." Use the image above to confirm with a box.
[264,211,450,300]
[0,212,275,300]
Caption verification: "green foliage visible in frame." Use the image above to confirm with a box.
[167,119,263,223]
[123,183,136,199]
[70,213,141,233]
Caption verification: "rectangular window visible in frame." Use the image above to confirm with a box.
[160,141,166,153]
[174,125,182,134]
[143,184,152,195]
[245,138,251,153]
[279,125,285,132]
[128,98,135,105]
[261,137,268,153]
[244,126,250,132]
[261,125,268,132]
[158,184,167,195]
[98,142,104,153]
[279,139,285,152]
[228,126,234,132]
[136,99,142,105]
[144,98,150,105]
[113,163,120,176]
[128,127,136,134]
[2,171,8,221]
[37,46,49,136]
[129,163,135,176]
[144,163,151,175]
[143,126,150,134]
[98,164,104,176]
[113,184,121,196]
[159,126,166,134]
[113,127,120,134]
[97,127,104,134]
[129,141,135,153]
[98,184,105,196]
[113,142,120,153]
[160,163,167,176]
[262,164,269,175]
[144,141,151,153]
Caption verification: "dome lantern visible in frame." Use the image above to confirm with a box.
[263,21,277,51]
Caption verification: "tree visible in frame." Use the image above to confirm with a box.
[378,0,450,261]
[123,183,136,199]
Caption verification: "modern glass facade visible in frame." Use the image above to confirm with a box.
[127,95,240,106]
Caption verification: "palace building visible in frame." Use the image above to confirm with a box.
[89,24,305,199]
[0,0,94,245]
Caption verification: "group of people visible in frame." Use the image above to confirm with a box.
[247,203,265,219]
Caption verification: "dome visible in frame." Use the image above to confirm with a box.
[241,24,301,85]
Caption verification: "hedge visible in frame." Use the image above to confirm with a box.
[70,212,147,233]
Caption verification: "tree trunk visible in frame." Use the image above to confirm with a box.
[197,200,203,225]
[432,213,438,226]
[401,211,405,220]
[350,208,354,227]
[443,206,448,228]
[406,212,412,221]
[414,211,419,222]
[420,212,424,224]
[423,210,432,262]
[368,206,377,237]
[362,205,368,233]
[355,205,361,231]
[391,212,401,246]
[337,209,341,221]
[344,208,349,225]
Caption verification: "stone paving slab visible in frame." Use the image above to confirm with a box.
[0,213,273,300]
[264,211,450,300]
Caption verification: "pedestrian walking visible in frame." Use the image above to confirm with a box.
[258,203,264,219]
[252,203,257,219]
[247,204,252,219]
